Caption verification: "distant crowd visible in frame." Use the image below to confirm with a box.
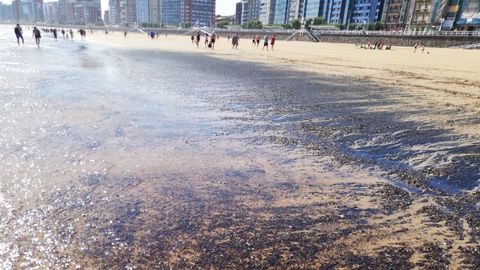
[14,23,89,47]
[187,32,276,51]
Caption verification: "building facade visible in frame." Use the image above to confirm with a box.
[43,1,59,23]
[259,0,276,24]
[136,0,149,23]
[0,3,13,21]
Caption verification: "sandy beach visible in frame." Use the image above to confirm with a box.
[90,32,480,137]
[1,27,479,269]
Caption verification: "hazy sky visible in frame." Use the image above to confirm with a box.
[0,0,239,16]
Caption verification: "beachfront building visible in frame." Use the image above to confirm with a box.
[305,0,324,19]
[235,1,243,24]
[73,0,102,24]
[189,0,216,26]
[136,0,149,23]
[109,0,120,24]
[441,0,461,29]
[236,0,260,25]
[456,0,480,30]
[408,0,449,30]
[120,0,136,25]
[149,0,160,24]
[350,0,385,25]
[0,3,13,21]
[158,0,215,27]
[21,0,44,22]
[382,0,413,29]
[273,0,289,24]
[240,0,250,24]
[288,0,306,22]
[42,1,59,23]
[161,0,179,25]
[328,0,353,25]
[259,0,276,24]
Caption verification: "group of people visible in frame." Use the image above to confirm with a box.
[42,28,75,40]
[189,32,276,51]
[14,24,86,47]
[190,32,218,49]
[357,41,392,50]
[14,24,41,47]
[250,34,276,51]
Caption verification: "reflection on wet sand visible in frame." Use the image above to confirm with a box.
[0,28,479,268]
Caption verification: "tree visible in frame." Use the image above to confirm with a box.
[217,19,230,29]
[305,18,313,30]
[246,20,263,29]
[291,19,301,30]
[313,16,325,25]
[374,22,384,31]
[283,23,292,30]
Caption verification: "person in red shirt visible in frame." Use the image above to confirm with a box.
[271,35,276,51]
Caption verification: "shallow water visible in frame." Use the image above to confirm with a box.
[0,27,479,268]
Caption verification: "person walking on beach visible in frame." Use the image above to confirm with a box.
[204,33,209,47]
[53,28,58,40]
[191,34,194,44]
[195,32,201,48]
[150,31,155,40]
[210,32,216,49]
[124,31,127,38]
[252,35,256,46]
[227,34,231,43]
[14,24,24,45]
[232,33,239,49]
[263,35,269,51]
[255,35,260,48]
[70,29,74,39]
[32,26,41,47]
[270,35,276,51]
[61,29,65,38]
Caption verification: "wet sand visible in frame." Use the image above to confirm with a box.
[0,28,479,268]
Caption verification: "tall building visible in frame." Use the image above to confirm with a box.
[455,0,479,30]
[109,0,121,24]
[240,0,250,24]
[383,0,412,29]
[161,0,180,25]
[235,1,243,24]
[0,3,13,21]
[149,0,160,23]
[74,0,102,25]
[43,1,59,23]
[120,0,136,25]
[21,0,44,22]
[190,0,216,26]
[159,0,215,27]
[288,0,306,22]
[12,0,23,21]
[137,0,149,23]
[350,0,385,25]
[273,0,289,24]
[304,0,334,21]
[259,0,276,24]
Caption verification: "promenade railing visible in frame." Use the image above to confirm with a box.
[311,30,480,37]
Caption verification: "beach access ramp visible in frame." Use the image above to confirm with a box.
[184,28,212,36]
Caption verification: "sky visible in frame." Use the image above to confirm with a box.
[0,0,239,16]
